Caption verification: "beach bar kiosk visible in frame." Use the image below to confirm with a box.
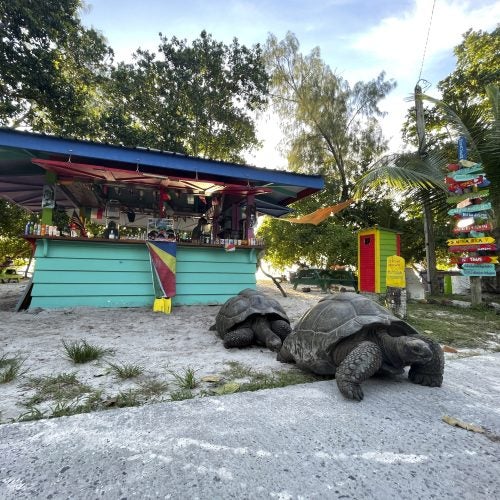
[357,226,401,293]
[0,129,323,309]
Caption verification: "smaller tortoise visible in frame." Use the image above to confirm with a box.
[210,288,291,351]
[278,292,444,401]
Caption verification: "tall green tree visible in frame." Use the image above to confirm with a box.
[264,32,395,201]
[0,0,113,135]
[99,31,269,162]
[257,32,397,270]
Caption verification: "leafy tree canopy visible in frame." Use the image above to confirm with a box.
[264,32,395,201]
[99,31,269,162]
[0,0,113,135]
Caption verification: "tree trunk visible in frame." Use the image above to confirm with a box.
[422,199,440,295]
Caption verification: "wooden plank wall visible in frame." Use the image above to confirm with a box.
[174,246,258,305]
[29,240,258,309]
[31,240,155,308]
[378,231,398,293]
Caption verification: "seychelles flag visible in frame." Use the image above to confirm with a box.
[146,242,176,298]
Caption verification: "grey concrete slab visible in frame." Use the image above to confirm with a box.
[1,353,499,500]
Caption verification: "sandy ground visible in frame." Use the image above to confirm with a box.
[0,280,322,423]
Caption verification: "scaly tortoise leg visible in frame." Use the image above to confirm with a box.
[335,341,383,401]
[223,326,254,349]
[408,335,444,387]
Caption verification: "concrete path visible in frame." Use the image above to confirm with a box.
[1,353,499,499]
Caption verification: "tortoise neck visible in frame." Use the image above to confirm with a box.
[378,330,406,367]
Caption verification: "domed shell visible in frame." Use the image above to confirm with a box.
[215,288,290,335]
[292,292,419,345]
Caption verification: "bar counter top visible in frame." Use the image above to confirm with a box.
[24,235,264,249]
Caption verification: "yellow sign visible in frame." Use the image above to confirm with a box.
[447,236,495,246]
[386,255,406,288]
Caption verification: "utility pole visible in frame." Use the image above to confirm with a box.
[414,84,439,295]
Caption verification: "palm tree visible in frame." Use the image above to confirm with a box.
[356,84,499,298]
[355,148,448,295]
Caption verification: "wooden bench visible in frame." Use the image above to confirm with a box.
[290,268,357,292]
[0,269,23,283]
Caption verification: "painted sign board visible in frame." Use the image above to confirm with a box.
[455,256,498,264]
[386,255,406,288]
[447,237,495,246]
[448,244,497,253]
[460,265,497,277]
[448,203,492,216]
[453,224,492,234]
[458,136,467,160]
[446,190,489,204]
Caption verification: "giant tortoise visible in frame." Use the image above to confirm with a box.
[210,288,291,351]
[278,292,444,400]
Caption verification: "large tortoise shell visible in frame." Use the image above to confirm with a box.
[283,292,420,361]
[214,288,290,335]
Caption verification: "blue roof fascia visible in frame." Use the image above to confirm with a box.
[0,129,324,190]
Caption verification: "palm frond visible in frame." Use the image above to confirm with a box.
[354,152,446,198]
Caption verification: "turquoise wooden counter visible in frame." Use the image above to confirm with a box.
[27,237,261,309]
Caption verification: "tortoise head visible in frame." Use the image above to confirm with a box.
[400,337,433,364]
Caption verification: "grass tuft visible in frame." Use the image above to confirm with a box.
[22,372,93,405]
[169,366,198,389]
[107,361,144,379]
[0,354,27,383]
[62,339,114,363]
[170,389,194,401]
[138,378,168,397]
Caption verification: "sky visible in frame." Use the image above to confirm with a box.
[80,0,500,168]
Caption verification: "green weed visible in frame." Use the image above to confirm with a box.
[169,389,194,401]
[221,361,254,379]
[137,378,168,397]
[0,354,27,383]
[22,372,93,405]
[107,361,144,379]
[62,339,114,364]
[169,366,198,389]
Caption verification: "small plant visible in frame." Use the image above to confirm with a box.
[0,354,27,383]
[17,406,45,422]
[169,366,198,389]
[62,339,114,364]
[169,389,194,401]
[138,378,168,397]
[22,372,93,405]
[221,361,254,379]
[113,390,142,408]
[107,361,144,379]
[238,369,320,393]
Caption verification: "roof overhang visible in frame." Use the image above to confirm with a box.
[0,128,324,215]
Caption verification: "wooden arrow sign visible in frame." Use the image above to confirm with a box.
[460,264,497,277]
[447,236,495,246]
[448,202,492,216]
[453,224,492,234]
[448,243,497,252]
[446,190,489,204]
[456,256,499,264]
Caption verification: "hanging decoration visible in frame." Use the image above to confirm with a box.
[446,137,497,277]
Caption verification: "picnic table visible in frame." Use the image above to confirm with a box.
[290,268,357,292]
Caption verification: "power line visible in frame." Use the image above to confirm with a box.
[417,0,437,83]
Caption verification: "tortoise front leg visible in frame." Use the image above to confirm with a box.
[335,341,383,401]
[223,325,254,349]
[252,317,282,351]
[270,319,291,340]
[408,335,444,387]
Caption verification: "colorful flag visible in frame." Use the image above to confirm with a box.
[147,241,176,298]
[70,210,87,237]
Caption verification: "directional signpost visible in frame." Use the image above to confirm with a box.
[446,137,498,300]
